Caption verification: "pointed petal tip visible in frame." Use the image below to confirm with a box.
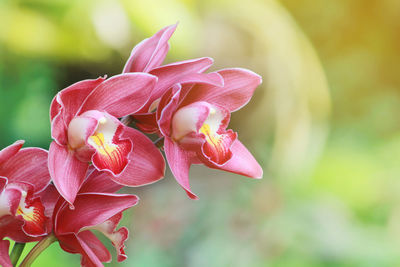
[187,191,199,200]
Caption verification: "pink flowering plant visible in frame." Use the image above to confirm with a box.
[0,24,263,267]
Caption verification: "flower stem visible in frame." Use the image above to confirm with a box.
[19,234,57,267]
[10,242,25,266]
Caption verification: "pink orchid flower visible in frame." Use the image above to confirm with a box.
[123,24,221,133]
[49,74,165,206]
[0,140,51,242]
[157,68,263,199]
[46,169,137,267]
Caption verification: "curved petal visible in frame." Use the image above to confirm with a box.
[56,77,106,125]
[164,137,198,199]
[67,115,99,150]
[78,73,157,118]
[0,140,24,166]
[51,112,68,145]
[49,142,89,206]
[88,118,133,176]
[123,23,177,73]
[0,240,11,267]
[18,193,48,237]
[139,57,217,112]
[57,233,104,267]
[171,101,211,141]
[182,68,262,112]
[199,129,237,165]
[78,231,112,264]
[80,169,123,194]
[50,78,106,146]
[205,140,263,179]
[88,213,128,262]
[0,147,50,193]
[55,192,138,234]
[40,184,60,218]
[109,127,165,187]
[0,215,39,243]
[157,86,181,137]
[133,113,159,134]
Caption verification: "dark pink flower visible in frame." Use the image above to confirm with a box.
[49,169,137,266]
[49,74,165,206]
[0,140,51,242]
[123,24,222,133]
[157,68,263,199]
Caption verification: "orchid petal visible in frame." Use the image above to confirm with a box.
[182,68,262,112]
[88,117,133,176]
[0,240,12,267]
[123,24,177,73]
[59,77,106,123]
[158,86,181,137]
[79,169,123,194]
[40,184,60,218]
[49,142,89,206]
[133,113,159,133]
[88,213,128,262]
[207,140,263,178]
[140,57,216,111]
[199,129,237,165]
[57,233,104,267]
[78,231,112,264]
[171,101,211,141]
[0,216,37,243]
[79,73,157,118]
[51,113,68,145]
[17,193,48,237]
[109,127,165,187]
[0,148,50,193]
[164,137,198,199]
[0,140,24,166]
[55,192,138,234]
[67,115,99,150]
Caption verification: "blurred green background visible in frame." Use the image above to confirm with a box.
[1,0,400,266]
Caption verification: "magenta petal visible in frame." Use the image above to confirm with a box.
[55,192,138,234]
[0,240,12,267]
[40,184,60,218]
[158,87,181,137]
[79,73,157,118]
[141,57,216,111]
[80,169,123,194]
[0,140,24,166]
[56,77,106,124]
[0,147,50,192]
[78,231,112,263]
[110,127,165,187]
[49,142,89,206]
[123,24,177,73]
[58,233,105,267]
[164,137,198,199]
[0,216,38,243]
[51,113,68,145]
[182,68,262,112]
[208,140,263,178]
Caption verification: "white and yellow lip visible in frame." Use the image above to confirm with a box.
[67,110,132,176]
[0,182,47,237]
[171,101,236,165]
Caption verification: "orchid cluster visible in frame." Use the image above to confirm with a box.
[0,24,262,267]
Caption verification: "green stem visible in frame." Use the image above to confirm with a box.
[19,234,57,267]
[10,242,25,266]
